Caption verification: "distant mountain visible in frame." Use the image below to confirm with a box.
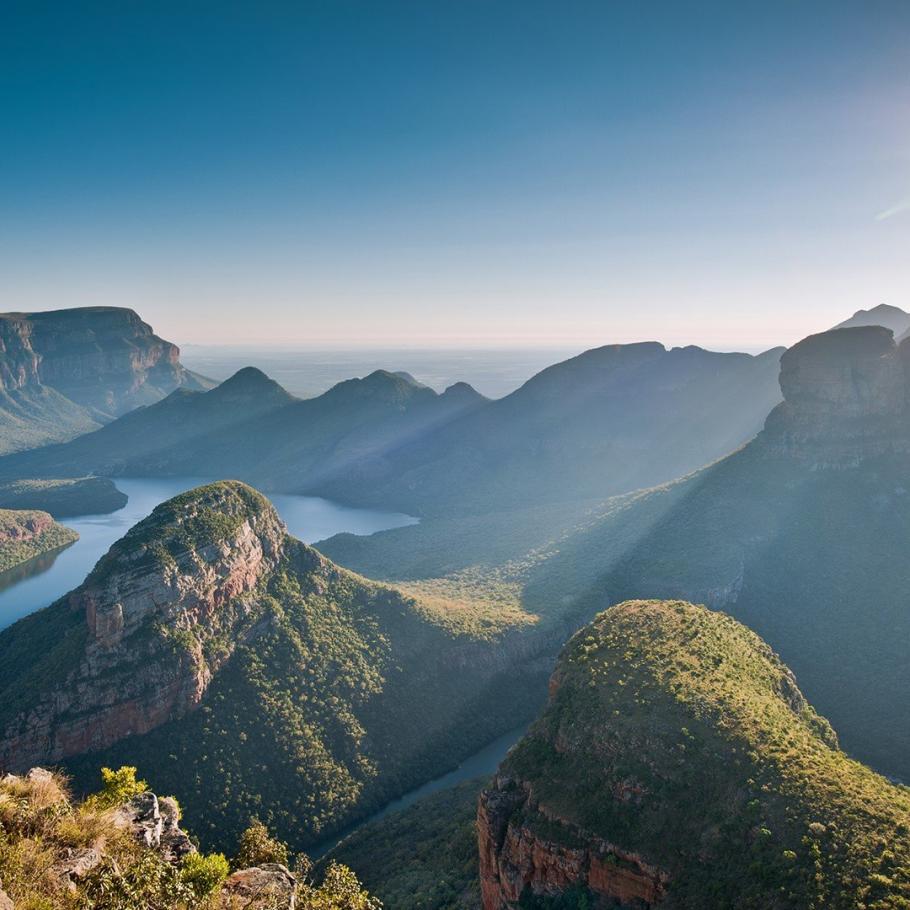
[0,481,539,853]
[479,600,910,910]
[321,326,910,783]
[0,307,211,454]
[319,342,786,515]
[832,302,910,337]
[0,367,488,494]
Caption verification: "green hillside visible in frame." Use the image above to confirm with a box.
[485,600,910,909]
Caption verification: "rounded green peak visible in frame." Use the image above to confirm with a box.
[86,480,283,584]
[553,599,836,749]
[498,600,910,909]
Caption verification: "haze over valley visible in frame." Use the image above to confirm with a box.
[1,3,909,909]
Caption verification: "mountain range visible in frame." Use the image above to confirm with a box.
[321,324,910,783]
[0,335,785,520]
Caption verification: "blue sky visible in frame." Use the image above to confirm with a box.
[2,1,908,348]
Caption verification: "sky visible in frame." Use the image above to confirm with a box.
[1,0,909,350]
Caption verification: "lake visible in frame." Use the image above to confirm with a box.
[0,477,417,632]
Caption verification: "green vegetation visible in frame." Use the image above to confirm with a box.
[64,539,532,854]
[0,383,99,455]
[86,480,272,583]
[326,780,483,910]
[0,507,78,573]
[0,477,127,517]
[0,766,379,909]
[234,819,290,869]
[501,600,910,909]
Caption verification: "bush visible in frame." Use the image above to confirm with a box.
[92,766,148,808]
[233,819,290,869]
[181,851,230,897]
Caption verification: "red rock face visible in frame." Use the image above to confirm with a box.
[0,511,54,543]
[477,777,668,909]
[0,500,286,772]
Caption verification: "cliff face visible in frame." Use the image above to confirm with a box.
[761,326,910,463]
[23,307,205,417]
[478,776,667,909]
[0,307,207,420]
[477,601,910,910]
[0,315,41,392]
[0,482,285,770]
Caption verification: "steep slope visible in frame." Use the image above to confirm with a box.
[319,342,785,516]
[833,302,910,337]
[0,368,487,494]
[0,481,540,854]
[325,779,483,910]
[479,600,910,910]
[0,314,100,453]
[0,307,211,454]
[0,508,78,573]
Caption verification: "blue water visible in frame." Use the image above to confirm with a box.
[0,477,417,632]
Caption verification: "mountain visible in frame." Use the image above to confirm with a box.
[321,325,910,783]
[0,367,488,493]
[317,342,786,516]
[0,508,77,573]
[0,481,540,854]
[832,303,910,337]
[479,600,910,910]
[0,307,211,454]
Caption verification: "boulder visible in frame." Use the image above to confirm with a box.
[221,863,297,909]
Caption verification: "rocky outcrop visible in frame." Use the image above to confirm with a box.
[0,508,54,542]
[761,326,910,464]
[478,776,667,909]
[221,864,297,909]
[114,791,196,861]
[0,307,208,419]
[0,482,285,771]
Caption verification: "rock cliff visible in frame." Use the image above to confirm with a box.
[0,480,539,854]
[761,325,910,463]
[477,600,910,909]
[14,306,209,418]
[0,482,284,770]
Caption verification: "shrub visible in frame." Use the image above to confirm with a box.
[92,766,148,808]
[181,851,230,897]
[233,819,290,869]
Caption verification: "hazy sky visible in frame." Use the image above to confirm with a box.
[2,1,909,349]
